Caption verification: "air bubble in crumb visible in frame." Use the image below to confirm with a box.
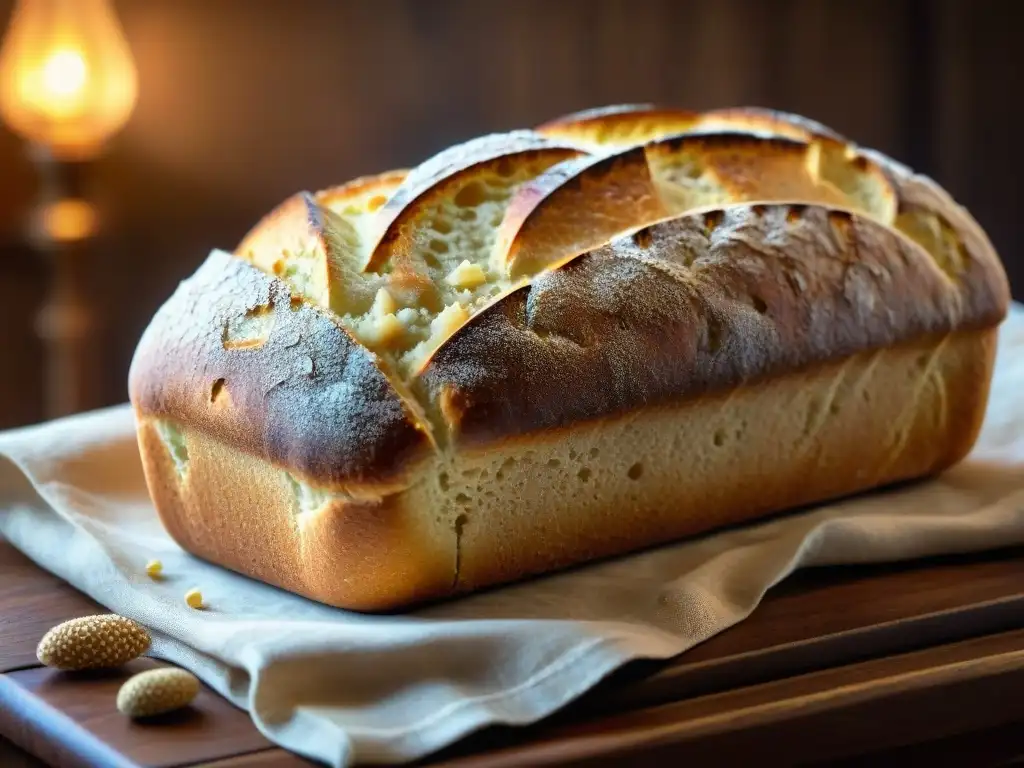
[578,467,592,482]
[547,458,561,469]
[713,429,727,447]
[438,472,450,491]
[454,182,487,208]
[627,463,644,480]
[210,378,226,403]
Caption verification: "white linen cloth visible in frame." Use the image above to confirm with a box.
[2,305,1023,767]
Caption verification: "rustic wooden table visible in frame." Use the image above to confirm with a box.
[2,537,1024,767]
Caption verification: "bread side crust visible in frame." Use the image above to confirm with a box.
[136,327,995,610]
[444,327,996,594]
[136,416,454,612]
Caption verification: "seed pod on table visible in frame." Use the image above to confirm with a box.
[36,614,151,671]
[117,667,200,717]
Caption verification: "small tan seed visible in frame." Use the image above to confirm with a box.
[117,667,200,718]
[37,615,151,671]
[184,588,204,609]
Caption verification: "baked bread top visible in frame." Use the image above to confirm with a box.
[129,105,1010,496]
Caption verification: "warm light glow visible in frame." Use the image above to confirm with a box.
[0,0,138,159]
[42,49,87,98]
[36,198,99,242]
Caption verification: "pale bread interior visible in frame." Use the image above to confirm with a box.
[235,172,406,318]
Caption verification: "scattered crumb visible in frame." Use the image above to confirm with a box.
[145,559,163,578]
[184,589,204,609]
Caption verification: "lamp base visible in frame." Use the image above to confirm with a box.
[26,148,102,420]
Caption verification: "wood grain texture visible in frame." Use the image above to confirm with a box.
[0,543,103,673]
[429,630,1024,767]
[0,659,273,768]
[544,546,1024,721]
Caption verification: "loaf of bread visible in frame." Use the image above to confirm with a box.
[128,105,1010,612]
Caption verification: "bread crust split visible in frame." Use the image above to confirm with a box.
[128,251,433,495]
[129,105,1010,612]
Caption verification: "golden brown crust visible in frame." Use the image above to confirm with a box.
[536,104,843,149]
[136,417,453,612]
[446,328,997,595]
[496,147,667,278]
[423,202,1003,445]
[700,105,845,142]
[858,144,1012,328]
[536,104,702,148]
[646,131,857,212]
[136,326,997,611]
[314,169,409,209]
[235,169,409,260]
[128,250,431,492]
[127,104,1012,612]
[235,191,317,264]
[539,106,1007,325]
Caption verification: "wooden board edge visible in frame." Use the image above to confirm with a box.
[0,673,140,768]
[186,750,319,767]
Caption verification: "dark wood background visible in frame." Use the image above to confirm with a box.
[0,0,1019,429]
